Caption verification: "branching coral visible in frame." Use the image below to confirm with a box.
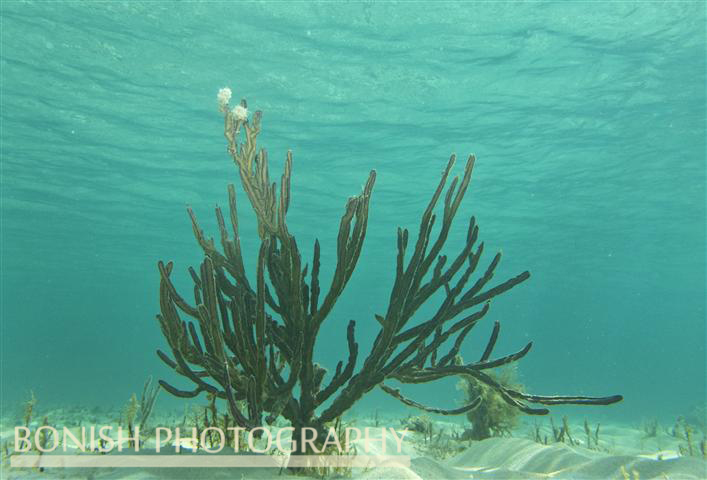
[155,90,622,458]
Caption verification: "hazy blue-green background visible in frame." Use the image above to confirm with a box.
[1,2,704,425]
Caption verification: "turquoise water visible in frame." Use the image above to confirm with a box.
[0,0,704,429]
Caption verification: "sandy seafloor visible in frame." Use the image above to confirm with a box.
[1,408,705,480]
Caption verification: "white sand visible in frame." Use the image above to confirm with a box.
[2,413,705,479]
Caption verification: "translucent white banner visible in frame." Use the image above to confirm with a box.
[11,454,411,469]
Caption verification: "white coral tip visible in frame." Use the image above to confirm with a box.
[232,104,248,121]
[217,87,232,108]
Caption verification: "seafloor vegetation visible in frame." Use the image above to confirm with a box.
[1,389,705,479]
